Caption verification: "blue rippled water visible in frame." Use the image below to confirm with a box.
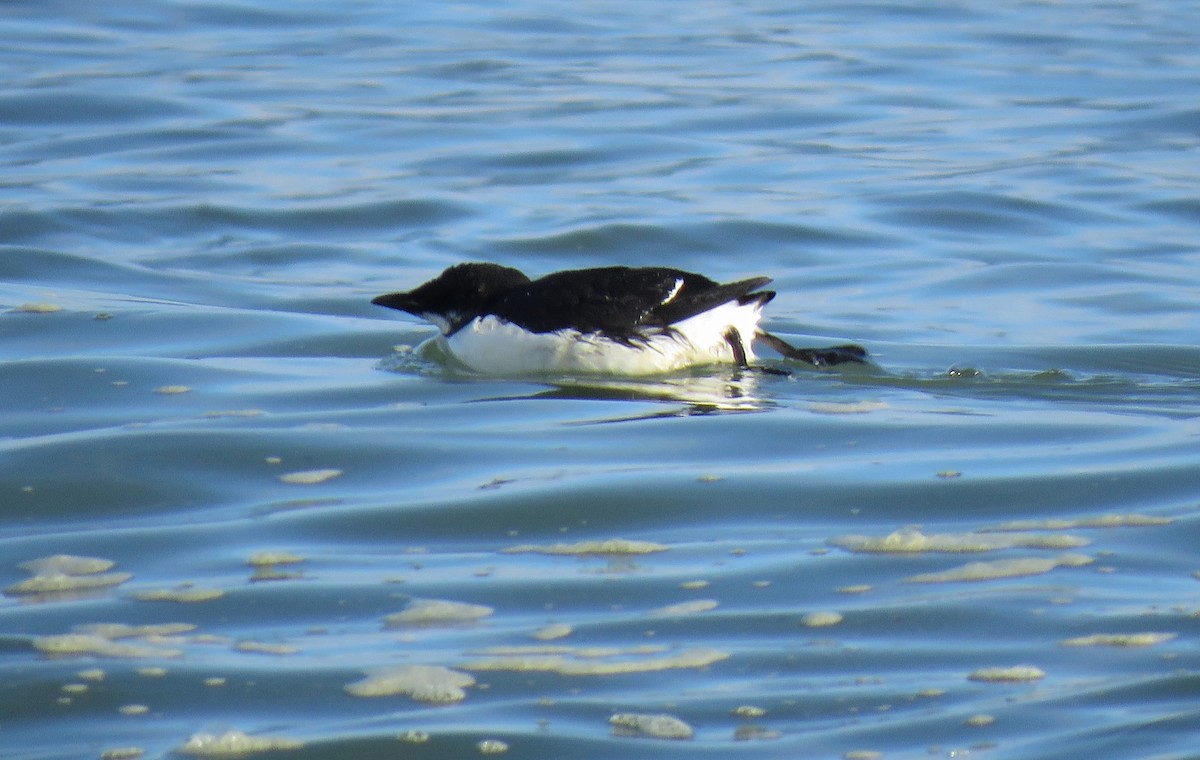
[2,2,1199,759]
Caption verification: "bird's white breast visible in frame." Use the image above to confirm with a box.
[441,301,765,376]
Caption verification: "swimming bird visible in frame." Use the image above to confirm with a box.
[372,263,866,375]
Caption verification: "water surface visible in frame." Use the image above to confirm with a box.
[2,2,1199,759]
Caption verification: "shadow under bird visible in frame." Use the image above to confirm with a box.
[372,262,867,376]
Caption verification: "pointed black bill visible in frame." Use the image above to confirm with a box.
[371,292,421,315]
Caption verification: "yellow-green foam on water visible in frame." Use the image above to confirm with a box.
[384,598,493,626]
[7,554,132,598]
[477,739,509,754]
[732,705,766,718]
[13,302,63,313]
[986,513,1171,531]
[801,611,844,628]
[463,646,729,676]
[609,712,694,740]
[471,644,667,658]
[74,623,196,639]
[906,554,1093,584]
[203,409,264,418]
[246,552,305,566]
[968,665,1046,682]
[153,385,191,395]
[829,528,1088,554]
[20,555,115,575]
[1060,632,1177,647]
[6,572,133,596]
[234,640,299,655]
[735,726,782,741]
[249,566,303,582]
[177,729,304,756]
[344,664,475,702]
[278,468,342,485]
[192,634,230,644]
[135,587,224,602]
[33,634,183,659]
[502,538,669,555]
[650,599,718,616]
[531,623,573,641]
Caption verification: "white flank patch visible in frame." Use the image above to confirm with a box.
[660,278,684,305]
[279,468,342,485]
[444,300,765,376]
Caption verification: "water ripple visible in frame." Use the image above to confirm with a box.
[2,2,1199,759]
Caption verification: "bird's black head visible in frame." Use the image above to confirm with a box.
[371,262,530,335]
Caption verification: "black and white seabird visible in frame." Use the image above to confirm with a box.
[372,263,866,375]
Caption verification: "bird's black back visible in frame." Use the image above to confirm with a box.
[490,266,774,339]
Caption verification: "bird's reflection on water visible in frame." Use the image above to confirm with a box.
[490,370,771,422]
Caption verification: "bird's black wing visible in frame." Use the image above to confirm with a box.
[490,266,773,340]
[654,274,774,326]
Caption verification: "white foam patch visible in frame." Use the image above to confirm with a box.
[35,634,183,660]
[967,665,1046,682]
[278,468,342,485]
[177,730,303,755]
[906,553,1093,583]
[7,554,132,598]
[650,599,718,616]
[344,664,475,702]
[463,646,729,675]
[384,598,494,626]
[20,555,115,575]
[610,712,694,740]
[503,538,669,555]
[986,513,1171,531]
[1060,632,1176,647]
[830,528,1089,554]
